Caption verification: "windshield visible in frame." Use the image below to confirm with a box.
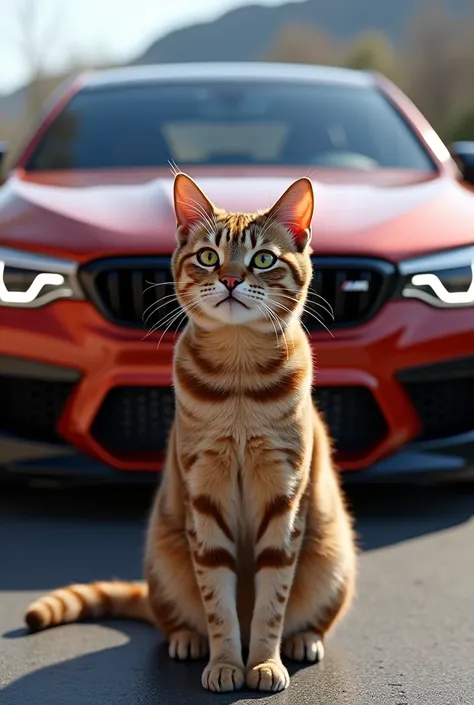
[25,80,436,172]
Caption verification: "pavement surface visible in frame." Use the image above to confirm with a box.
[1,479,473,705]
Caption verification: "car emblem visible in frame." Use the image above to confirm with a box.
[340,280,370,292]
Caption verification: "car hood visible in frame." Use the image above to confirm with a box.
[0,168,473,262]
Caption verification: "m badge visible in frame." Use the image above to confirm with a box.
[340,279,370,292]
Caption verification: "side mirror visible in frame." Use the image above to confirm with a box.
[0,141,7,169]
[450,141,474,186]
[0,142,7,185]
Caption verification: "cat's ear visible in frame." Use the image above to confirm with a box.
[267,177,314,251]
[173,173,215,243]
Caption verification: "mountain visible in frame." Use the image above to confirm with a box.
[0,0,472,122]
[132,0,472,65]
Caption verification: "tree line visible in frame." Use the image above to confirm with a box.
[265,2,474,144]
[1,0,474,171]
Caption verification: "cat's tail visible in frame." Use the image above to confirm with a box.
[24,580,154,632]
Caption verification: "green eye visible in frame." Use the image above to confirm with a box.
[251,251,277,269]
[196,248,219,267]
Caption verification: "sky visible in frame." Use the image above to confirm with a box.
[0,0,293,95]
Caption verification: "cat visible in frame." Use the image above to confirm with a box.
[24,173,357,693]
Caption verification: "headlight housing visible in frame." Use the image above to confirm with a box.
[0,246,85,308]
[399,245,474,308]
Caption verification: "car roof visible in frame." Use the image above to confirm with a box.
[82,62,375,90]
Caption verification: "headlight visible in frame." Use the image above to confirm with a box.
[399,245,474,308]
[0,246,85,308]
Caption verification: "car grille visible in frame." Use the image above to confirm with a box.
[314,386,387,453]
[0,375,77,443]
[304,259,394,330]
[91,386,176,454]
[90,384,387,457]
[79,256,395,331]
[401,378,474,441]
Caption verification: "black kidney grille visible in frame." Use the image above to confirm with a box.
[94,266,180,329]
[81,256,393,330]
[303,263,388,331]
[91,385,387,456]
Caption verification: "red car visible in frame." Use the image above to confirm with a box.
[1,63,473,484]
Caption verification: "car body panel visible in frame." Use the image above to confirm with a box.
[1,168,474,262]
[1,297,473,473]
[1,63,473,482]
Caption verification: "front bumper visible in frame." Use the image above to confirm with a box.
[0,297,473,481]
[1,428,474,485]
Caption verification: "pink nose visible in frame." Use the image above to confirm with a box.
[220,274,242,292]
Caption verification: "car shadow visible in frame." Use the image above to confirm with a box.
[343,481,474,551]
[1,481,473,591]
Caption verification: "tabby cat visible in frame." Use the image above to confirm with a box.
[25,174,357,693]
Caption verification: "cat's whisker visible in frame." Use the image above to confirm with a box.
[257,302,280,346]
[142,303,188,340]
[261,304,285,354]
[155,309,189,349]
[273,312,291,361]
[143,299,181,325]
[307,287,335,317]
[151,298,201,346]
[270,299,312,338]
[168,159,182,177]
[267,289,334,320]
[156,301,206,350]
[276,285,335,318]
[156,300,201,350]
[173,308,193,340]
[143,281,190,292]
[142,291,194,324]
[142,293,182,322]
[269,291,335,338]
[300,308,335,339]
[266,286,334,319]
[260,301,290,360]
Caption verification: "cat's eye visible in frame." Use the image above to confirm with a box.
[196,248,219,267]
[251,251,277,269]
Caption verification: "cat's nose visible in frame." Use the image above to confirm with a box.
[220,274,242,292]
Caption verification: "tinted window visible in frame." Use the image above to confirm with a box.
[26,81,435,171]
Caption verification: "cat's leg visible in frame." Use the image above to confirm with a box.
[145,493,209,661]
[145,428,209,661]
[282,473,356,662]
[186,446,245,693]
[244,444,307,692]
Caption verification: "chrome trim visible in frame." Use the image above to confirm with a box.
[402,286,474,309]
[400,245,474,308]
[0,245,85,308]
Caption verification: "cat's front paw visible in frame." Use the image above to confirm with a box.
[202,662,245,692]
[283,631,324,662]
[246,659,290,692]
[168,629,208,660]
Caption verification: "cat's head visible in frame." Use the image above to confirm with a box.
[171,173,314,329]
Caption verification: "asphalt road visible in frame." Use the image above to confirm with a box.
[1,480,473,705]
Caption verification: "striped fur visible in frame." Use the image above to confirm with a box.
[25,175,357,694]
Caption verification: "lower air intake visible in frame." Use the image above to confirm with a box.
[91,385,387,457]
